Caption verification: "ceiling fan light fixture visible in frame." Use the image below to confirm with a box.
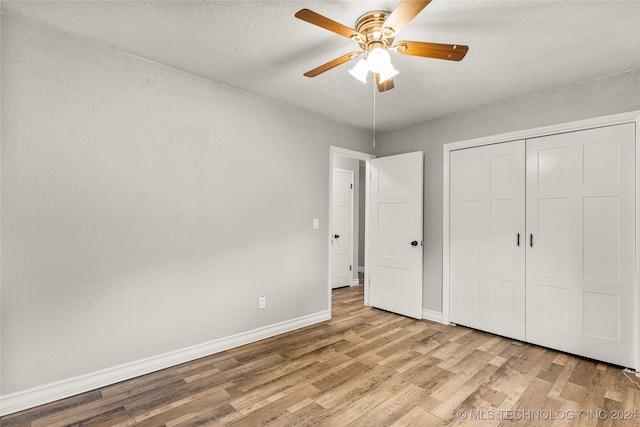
[348,59,369,83]
[366,47,390,73]
[295,2,469,92]
[378,62,399,84]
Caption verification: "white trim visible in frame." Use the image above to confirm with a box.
[442,143,451,325]
[442,110,640,370]
[358,266,365,273]
[422,308,443,324]
[444,111,640,152]
[364,160,371,306]
[351,278,361,286]
[0,310,329,416]
[330,146,375,160]
[635,115,640,372]
[329,146,375,311]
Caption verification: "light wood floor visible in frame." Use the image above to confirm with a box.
[2,286,639,426]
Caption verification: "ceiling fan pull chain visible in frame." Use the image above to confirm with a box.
[373,78,376,147]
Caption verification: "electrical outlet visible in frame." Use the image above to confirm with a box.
[259,296,266,309]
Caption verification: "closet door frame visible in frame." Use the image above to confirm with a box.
[442,110,640,370]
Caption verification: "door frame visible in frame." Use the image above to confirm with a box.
[442,110,640,369]
[329,146,375,312]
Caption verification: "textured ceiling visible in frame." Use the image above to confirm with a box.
[3,0,640,131]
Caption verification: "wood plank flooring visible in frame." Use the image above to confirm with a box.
[2,285,639,426]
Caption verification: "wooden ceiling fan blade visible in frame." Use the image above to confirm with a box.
[295,9,363,40]
[383,0,432,35]
[303,51,363,77]
[375,74,395,92]
[395,41,468,61]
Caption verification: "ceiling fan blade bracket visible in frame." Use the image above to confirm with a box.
[351,34,366,45]
[382,28,395,38]
[381,28,396,46]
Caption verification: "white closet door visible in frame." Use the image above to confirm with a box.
[526,123,635,367]
[450,141,526,340]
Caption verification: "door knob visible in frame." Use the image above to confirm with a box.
[411,241,418,246]
[334,234,340,239]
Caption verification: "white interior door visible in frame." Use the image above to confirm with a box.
[526,123,635,367]
[332,168,353,289]
[369,152,423,319]
[450,141,526,340]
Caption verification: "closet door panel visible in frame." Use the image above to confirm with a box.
[450,140,526,340]
[526,123,635,368]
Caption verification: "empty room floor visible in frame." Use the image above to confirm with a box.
[2,286,639,426]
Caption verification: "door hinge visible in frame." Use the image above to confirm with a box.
[350,265,352,271]
[350,183,353,189]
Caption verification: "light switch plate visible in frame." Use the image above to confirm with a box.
[313,218,319,229]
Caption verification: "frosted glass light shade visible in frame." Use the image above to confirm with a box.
[378,63,399,83]
[367,48,390,73]
[348,59,369,83]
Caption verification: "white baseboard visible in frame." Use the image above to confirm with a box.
[351,278,360,286]
[0,310,330,416]
[422,308,443,324]
[358,266,365,273]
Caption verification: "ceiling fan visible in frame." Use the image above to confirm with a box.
[295,0,468,92]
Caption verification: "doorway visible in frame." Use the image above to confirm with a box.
[329,147,425,319]
[329,147,375,312]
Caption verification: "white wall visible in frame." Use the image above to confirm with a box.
[0,12,373,397]
[376,69,640,313]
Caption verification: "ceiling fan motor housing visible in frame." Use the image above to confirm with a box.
[353,10,394,52]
